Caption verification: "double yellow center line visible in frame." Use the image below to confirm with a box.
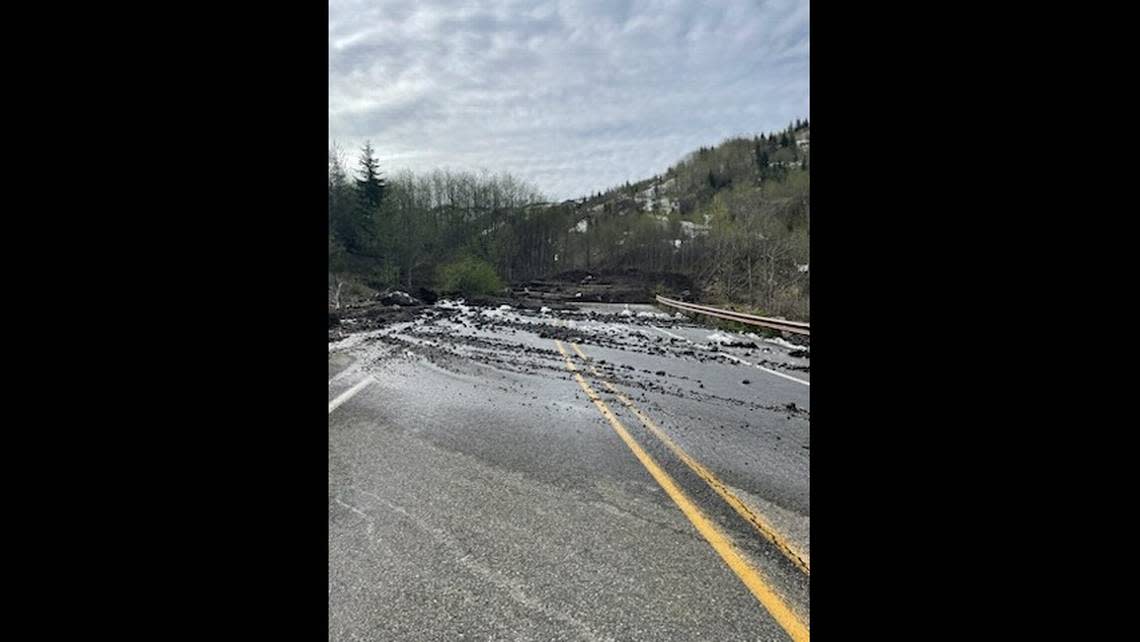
[568,342,811,575]
[554,338,809,641]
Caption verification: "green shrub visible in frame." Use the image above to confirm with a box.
[436,256,505,296]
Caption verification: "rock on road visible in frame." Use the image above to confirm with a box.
[329,301,810,641]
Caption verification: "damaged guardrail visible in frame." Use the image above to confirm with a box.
[655,295,810,336]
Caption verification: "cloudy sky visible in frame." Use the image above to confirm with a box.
[329,0,808,201]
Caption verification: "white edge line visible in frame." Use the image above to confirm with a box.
[651,325,689,342]
[653,325,808,387]
[329,363,361,386]
[720,353,810,387]
[329,376,375,414]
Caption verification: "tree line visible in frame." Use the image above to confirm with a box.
[329,118,809,319]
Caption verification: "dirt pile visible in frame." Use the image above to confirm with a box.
[513,269,693,303]
[329,301,425,341]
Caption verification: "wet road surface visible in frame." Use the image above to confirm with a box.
[329,302,810,641]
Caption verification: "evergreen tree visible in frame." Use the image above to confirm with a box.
[344,142,385,254]
[355,142,386,208]
[755,146,769,169]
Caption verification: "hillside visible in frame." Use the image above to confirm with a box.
[329,119,810,320]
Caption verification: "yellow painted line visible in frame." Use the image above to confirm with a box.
[555,340,809,641]
[568,342,811,576]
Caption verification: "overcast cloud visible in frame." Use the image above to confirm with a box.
[329,0,808,201]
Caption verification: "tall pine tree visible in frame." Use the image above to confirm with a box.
[355,142,386,208]
[343,142,385,254]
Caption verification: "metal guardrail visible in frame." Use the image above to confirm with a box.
[655,295,810,336]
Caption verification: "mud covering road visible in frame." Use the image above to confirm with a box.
[329,301,810,641]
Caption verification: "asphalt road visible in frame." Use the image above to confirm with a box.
[329,301,810,641]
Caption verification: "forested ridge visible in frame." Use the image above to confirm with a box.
[329,119,809,320]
